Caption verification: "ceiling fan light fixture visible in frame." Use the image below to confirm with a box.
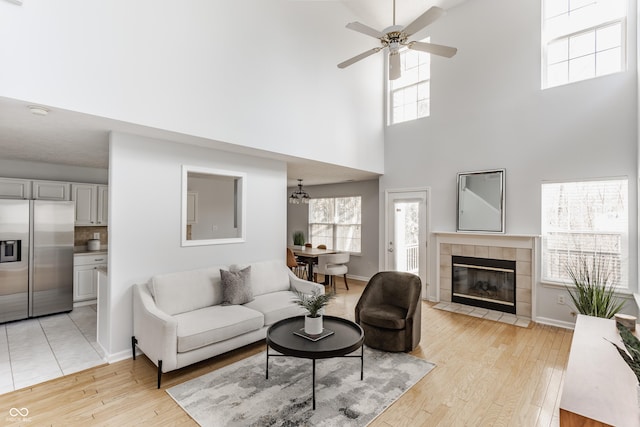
[289,179,311,204]
[337,4,456,80]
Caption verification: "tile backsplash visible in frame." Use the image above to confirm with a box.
[74,226,108,247]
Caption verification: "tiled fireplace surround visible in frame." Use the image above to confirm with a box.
[436,233,537,320]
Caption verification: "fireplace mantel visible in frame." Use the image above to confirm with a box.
[434,232,539,321]
[434,232,540,248]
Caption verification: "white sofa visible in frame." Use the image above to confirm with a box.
[132,259,324,387]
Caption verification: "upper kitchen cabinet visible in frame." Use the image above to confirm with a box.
[97,185,108,226]
[72,184,108,226]
[0,178,31,199]
[32,180,71,201]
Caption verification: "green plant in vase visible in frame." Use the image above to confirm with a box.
[293,290,335,335]
[293,231,305,246]
[565,253,624,319]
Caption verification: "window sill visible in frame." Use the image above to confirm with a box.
[541,280,634,299]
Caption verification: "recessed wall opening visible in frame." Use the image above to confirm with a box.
[452,255,516,314]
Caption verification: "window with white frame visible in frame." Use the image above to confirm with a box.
[388,46,430,125]
[542,0,627,89]
[541,178,628,287]
[309,196,361,253]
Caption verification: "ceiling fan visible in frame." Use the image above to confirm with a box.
[337,0,457,80]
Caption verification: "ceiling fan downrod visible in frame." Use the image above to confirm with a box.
[393,0,396,26]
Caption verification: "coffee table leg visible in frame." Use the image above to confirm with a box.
[312,359,316,410]
[360,346,364,380]
[265,348,269,380]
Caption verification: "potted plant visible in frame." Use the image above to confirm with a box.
[293,290,334,335]
[565,253,624,319]
[609,323,640,406]
[292,231,305,247]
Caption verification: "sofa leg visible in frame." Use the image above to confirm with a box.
[157,360,163,389]
[131,336,138,360]
[344,274,349,290]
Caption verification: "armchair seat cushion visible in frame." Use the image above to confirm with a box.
[175,305,264,353]
[359,304,407,330]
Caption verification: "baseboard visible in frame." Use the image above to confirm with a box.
[73,299,97,308]
[535,316,575,330]
[106,348,136,364]
[346,274,370,282]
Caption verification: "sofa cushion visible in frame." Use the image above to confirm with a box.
[249,260,291,296]
[243,290,306,326]
[220,266,253,305]
[150,267,224,316]
[174,305,264,353]
[359,304,407,330]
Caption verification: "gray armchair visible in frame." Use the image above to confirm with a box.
[355,271,422,352]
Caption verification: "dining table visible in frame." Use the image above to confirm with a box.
[288,246,337,281]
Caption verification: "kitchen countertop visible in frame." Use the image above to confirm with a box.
[74,246,108,255]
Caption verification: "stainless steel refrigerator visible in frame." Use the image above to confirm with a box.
[0,199,74,323]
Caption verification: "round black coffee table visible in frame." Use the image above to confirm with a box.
[266,315,365,410]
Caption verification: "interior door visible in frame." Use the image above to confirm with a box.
[385,190,428,292]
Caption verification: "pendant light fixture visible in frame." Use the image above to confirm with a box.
[289,179,311,204]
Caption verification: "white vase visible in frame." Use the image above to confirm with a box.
[305,315,323,335]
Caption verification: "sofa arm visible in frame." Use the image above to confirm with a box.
[288,270,324,295]
[132,283,178,372]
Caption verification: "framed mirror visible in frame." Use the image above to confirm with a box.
[457,169,505,233]
[181,165,246,246]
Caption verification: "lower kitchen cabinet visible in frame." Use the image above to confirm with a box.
[73,253,107,302]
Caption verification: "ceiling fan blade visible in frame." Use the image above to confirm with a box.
[338,48,383,69]
[409,41,457,58]
[402,6,445,37]
[389,52,401,80]
[346,21,385,39]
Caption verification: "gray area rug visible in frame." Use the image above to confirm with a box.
[167,346,435,427]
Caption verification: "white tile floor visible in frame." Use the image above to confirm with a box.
[0,305,105,395]
[434,301,531,328]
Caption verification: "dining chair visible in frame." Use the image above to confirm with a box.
[315,252,350,292]
[286,248,307,279]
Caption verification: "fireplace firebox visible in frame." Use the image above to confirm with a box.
[452,255,516,314]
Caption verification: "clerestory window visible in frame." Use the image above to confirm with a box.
[388,46,431,125]
[542,0,627,89]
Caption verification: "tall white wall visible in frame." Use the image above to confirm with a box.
[0,0,384,175]
[106,132,286,357]
[380,0,638,325]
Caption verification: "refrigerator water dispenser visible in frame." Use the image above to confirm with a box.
[0,240,21,263]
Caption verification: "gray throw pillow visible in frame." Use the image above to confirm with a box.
[220,266,253,305]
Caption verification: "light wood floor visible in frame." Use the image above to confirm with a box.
[0,279,572,426]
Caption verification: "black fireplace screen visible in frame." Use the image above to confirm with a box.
[452,256,516,314]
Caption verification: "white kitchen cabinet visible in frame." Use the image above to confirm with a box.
[97,185,108,225]
[73,253,107,303]
[32,180,71,201]
[0,178,31,199]
[72,183,108,226]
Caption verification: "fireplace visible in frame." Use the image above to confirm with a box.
[452,255,516,314]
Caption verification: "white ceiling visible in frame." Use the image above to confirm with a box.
[339,0,467,30]
[0,0,465,187]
